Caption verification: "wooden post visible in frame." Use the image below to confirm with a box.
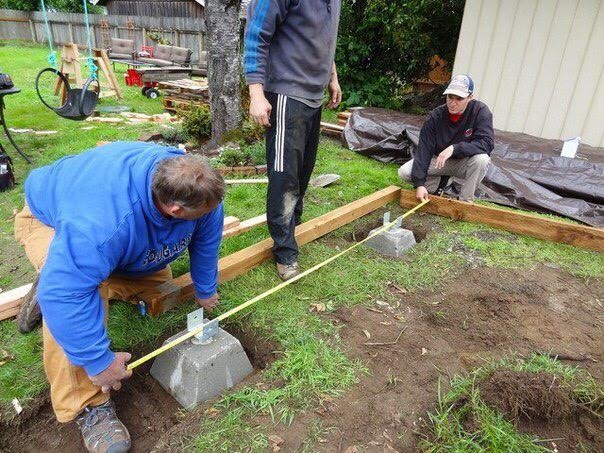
[29,19,36,43]
[91,24,96,48]
[68,22,74,44]
[142,27,147,46]
[174,30,180,46]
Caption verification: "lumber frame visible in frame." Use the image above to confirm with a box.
[144,186,401,314]
[399,189,604,252]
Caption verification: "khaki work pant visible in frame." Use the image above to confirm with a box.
[398,154,490,202]
[14,205,172,422]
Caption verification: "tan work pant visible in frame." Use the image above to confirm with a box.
[14,205,171,422]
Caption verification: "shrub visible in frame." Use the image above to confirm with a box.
[180,105,212,145]
[336,0,465,109]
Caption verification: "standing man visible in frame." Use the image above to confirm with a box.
[14,142,225,453]
[244,0,342,281]
[398,74,494,202]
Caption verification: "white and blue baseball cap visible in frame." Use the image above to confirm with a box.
[443,74,474,98]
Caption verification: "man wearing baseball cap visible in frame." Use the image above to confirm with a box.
[398,74,494,202]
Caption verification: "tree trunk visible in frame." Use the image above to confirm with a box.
[205,0,243,145]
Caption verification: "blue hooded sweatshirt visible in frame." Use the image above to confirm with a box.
[24,142,223,376]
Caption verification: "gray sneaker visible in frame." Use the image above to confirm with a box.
[276,262,300,281]
[17,275,41,333]
[75,400,131,453]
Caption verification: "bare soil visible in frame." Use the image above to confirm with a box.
[262,265,603,452]
[1,265,602,452]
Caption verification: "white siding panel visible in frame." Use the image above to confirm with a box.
[541,0,599,139]
[561,2,604,141]
[453,0,604,146]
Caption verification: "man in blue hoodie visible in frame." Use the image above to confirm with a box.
[244,0,342,281]
[13,142,225,453]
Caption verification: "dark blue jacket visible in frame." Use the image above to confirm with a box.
[412,100,494,187]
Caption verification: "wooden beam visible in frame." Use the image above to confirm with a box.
[0,284,33,321]
[223,216,240,230]
[222,214,267,238]
[145,186,401,314]
[399,189,604,252]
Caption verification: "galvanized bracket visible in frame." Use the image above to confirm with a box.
[187,307,219,345]
[383,211,402,228]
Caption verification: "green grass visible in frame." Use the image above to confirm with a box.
[419,354,603,452]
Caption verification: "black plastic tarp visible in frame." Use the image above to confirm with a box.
[342,108,604,227]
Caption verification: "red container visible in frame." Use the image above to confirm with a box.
[125,68,143,87]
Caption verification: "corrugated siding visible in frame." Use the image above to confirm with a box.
[453,0,604,146]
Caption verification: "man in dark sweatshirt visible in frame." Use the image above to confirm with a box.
[398,74,494,202]
[14,142,225,453]
[244,0,342,281]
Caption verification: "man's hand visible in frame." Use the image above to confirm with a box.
[326,63,342,109]
[196,293,219,311]
[435,145,454,169]
[89,352,133,394]
[249,83,272,127]
[416,186,429,202]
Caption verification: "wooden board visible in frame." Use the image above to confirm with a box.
[223,216,240,230]
[222,214,267,238]
[144,186,401,314]
[0,283,33,321]
[399,189,604,252]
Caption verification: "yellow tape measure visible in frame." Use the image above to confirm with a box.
[127,199,429,370]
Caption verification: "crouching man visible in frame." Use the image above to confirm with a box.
[14,142,225,452]
[399,74,494,202]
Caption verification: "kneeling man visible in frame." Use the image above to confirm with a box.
[399,74,494,202]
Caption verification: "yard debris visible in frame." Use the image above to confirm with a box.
[310,173,341,188]
[9,128,58,135]
[421,347,428,355]
[309,303,326,313]
[364,327,407,346]
[268,434,285,452]
[85,116,123,124]
[0,349,14,366]
[362,329,371,339]
[365,307,384,314]
[344,446,359,453]
[12,398,22,415]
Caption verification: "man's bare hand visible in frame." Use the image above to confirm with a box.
[435,145,454,169]
[249,83,272,127]
[89,352,133,393]
[196,293,219,311]
[326,63,342,109]
[327,79,342,109]
[416,186,429,202]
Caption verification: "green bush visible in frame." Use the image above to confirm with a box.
[219,146,253,167]
[180,105,212,145]
[337,0,465,109]
[222,119,265,146]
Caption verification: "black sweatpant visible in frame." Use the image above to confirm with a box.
[265,92,322,265]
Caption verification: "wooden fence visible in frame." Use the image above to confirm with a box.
[0,9,208,66]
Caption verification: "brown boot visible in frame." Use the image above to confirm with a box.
[75,400,131,453]
[16,275,41,333]
[276,262,300,281]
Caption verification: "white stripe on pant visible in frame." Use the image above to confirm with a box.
[274,94,287,172]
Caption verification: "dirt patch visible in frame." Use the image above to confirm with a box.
[262,265,603,452]
[479,370,603,452]
[347,213,434,243]
[0,322,279,453]
[479,370,574,421]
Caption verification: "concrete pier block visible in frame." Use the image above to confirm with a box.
[365,227,416,258]
[150,324,253,409]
